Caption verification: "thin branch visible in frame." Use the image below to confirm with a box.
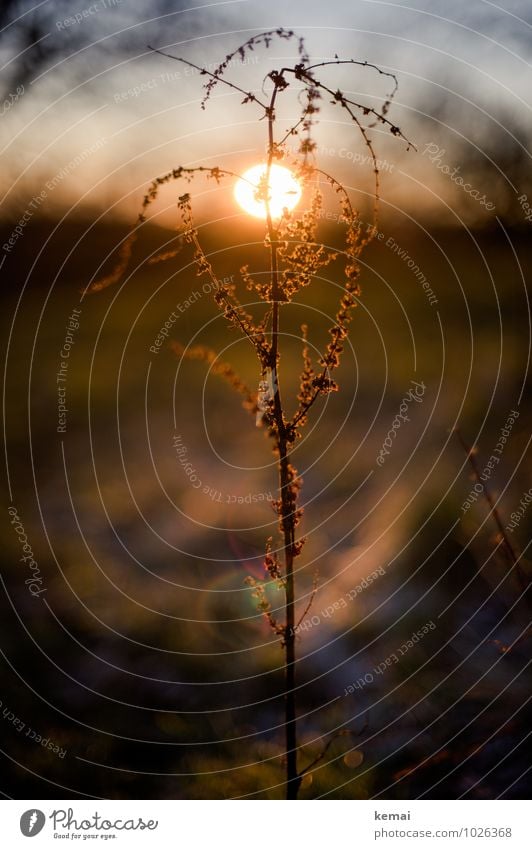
[455,429,529,592]
[305,58,399,95]
[298,723,369,777]
[147,45,268,110]
[281,65,414,149]
[87,164,244,294]
[295,569,319,629]
[170,342,257,413]
[188,230,268,357]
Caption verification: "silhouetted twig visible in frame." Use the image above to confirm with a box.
[455,428,529,592]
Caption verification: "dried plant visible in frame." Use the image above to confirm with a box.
[90,29,412,799]
[455,430,529,593]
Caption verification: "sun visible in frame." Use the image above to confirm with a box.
[234,163,302,219]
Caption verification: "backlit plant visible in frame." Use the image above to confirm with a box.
[91,29,411,799]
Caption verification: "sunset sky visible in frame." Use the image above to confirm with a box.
[2,0,531,227]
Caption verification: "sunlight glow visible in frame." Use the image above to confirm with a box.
[234,163,302,219]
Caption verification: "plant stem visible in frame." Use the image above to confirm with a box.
[271,254,300,799]
[279,435,300,799]
[264,80,301,798]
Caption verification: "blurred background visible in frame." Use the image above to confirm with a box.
[1,0,531,799]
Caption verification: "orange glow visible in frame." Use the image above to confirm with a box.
[234,163,301,219]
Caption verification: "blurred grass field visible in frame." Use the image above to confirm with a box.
[1,214,531,798]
